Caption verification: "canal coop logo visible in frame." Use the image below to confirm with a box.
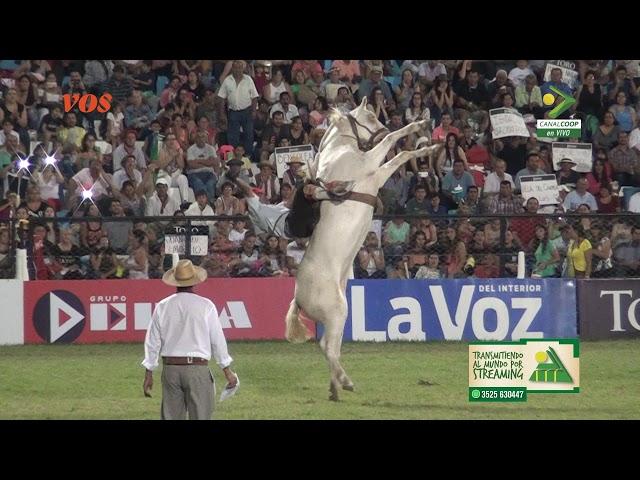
[536,86,580,138]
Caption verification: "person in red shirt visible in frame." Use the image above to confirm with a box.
[292,61,323,81]
[509,197,545,252]
[585,159,612,195]
[432,112,460,143]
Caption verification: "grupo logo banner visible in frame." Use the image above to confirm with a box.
[331,279,577,342]
[24,278,298,344]
[578,279,640,340]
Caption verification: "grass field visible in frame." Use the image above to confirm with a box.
[1,340,639,419]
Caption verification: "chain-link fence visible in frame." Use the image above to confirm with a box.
[1,212,639,281]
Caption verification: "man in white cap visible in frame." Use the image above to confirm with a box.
[145,177,180,217]
[142,259,238,420]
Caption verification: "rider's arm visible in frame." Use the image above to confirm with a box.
[303,184,331,201]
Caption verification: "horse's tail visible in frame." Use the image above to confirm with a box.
[285,299,311,343]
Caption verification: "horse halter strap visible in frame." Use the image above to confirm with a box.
[346,114,389,152]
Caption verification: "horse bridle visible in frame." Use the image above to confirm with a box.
[308,112,389,209]
[345,114,389,152]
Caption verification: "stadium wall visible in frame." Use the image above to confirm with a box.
[0,280,24,345]
[1,278,637,345]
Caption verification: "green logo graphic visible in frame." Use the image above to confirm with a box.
[546,86,576,119]
[529,347,573,383]
[536,87,581,138]
[471,389,481,399]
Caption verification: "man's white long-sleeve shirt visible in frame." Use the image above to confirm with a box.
[142,292,233,371]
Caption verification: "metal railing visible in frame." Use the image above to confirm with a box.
[1,212,638,280]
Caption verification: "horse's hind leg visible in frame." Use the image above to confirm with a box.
[317,295,353,401]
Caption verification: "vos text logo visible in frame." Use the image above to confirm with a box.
[63,93,112,113]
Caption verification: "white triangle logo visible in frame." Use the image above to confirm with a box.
[50,292,85,343]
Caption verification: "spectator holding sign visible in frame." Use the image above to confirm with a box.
[515,151,546,190]
[487,180,524,215]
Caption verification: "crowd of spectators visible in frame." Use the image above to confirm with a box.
[0,59,639,280]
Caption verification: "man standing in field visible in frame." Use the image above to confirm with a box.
[141,259,238,420]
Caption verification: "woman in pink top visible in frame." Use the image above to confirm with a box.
[585,159,612,195]
[432,112,460,143]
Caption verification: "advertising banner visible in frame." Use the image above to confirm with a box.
[578,279,640,339]
[332,278,577,342]
[24,278,299,344]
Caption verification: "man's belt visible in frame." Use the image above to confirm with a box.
[163,356,209,366]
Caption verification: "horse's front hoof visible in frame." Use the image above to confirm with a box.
[342,384,355,392]
[329,383,339,401]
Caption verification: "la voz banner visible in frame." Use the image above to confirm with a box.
[332,279,577,342]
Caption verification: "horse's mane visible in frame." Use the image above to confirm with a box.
[327,107,343,125]
[317,108,346,154]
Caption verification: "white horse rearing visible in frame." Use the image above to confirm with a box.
[285,97,435,401]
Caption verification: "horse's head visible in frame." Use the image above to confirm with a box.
[334,97,390,153]
[313,98,389,185]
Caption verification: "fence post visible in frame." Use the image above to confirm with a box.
[16,248,28,280]
[499,216,507,277]
[185,217,192,262]
[517,251,525,279]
